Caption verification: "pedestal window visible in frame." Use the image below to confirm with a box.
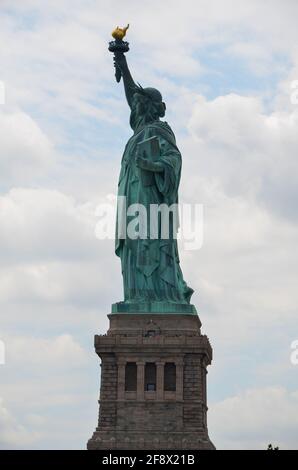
[125,362,137,391]
[164,362,176,391]
[144,362,156,391]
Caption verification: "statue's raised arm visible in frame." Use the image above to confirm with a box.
[108,24,136,108]
[113,53,136,108]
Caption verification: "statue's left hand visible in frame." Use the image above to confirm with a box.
[136,156,164,172]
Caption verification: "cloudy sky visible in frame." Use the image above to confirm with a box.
[0,0,298,449]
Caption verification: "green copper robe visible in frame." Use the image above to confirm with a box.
[115,119,194,304]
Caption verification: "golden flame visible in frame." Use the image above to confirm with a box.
[111,24,129,41]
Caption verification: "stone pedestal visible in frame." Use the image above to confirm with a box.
[87,312,215,450]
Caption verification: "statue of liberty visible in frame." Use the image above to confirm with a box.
[111,31,195,313]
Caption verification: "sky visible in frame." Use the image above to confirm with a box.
[0,0,298,449]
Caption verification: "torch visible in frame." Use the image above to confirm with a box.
[108,24,130,83]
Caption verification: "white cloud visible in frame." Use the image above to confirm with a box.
[5,333,88,368]
[0,188,98,264]
[0,110,52,186]
[0,397,41,448]
[0,333,97,449]
[209,387,298,449]
[186,93,298,219]
[0,187,120,311]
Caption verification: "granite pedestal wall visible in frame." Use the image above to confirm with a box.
[87,312,215,450]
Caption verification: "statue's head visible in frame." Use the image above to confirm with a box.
[130,83,166,128]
